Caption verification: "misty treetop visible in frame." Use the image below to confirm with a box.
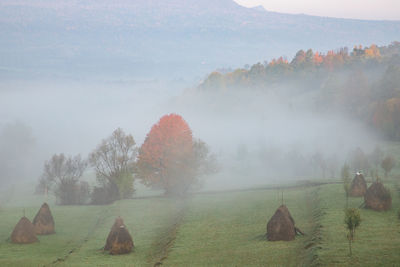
[199,42,400,141]
[137,114,218,196]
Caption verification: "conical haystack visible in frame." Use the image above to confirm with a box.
[364,181,392,211]
[267,205,296,241]
[109,226,134,255]
[11,216,38,244]
[33,203,55,235]
[350,173,367,197]
[104,217,134,255]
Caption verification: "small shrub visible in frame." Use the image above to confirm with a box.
[345,208,361,256]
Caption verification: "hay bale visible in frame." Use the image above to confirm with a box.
[364,182,392,211]
[266,205,296,241]
[104,217,125,251]
[104,217,134,254]
[277,205,295,225]
[11,216,38,244]
[109,226,134,255]
[350,173,367,197]
[33,203,55,235]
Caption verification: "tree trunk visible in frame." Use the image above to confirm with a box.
[349,239,352,256]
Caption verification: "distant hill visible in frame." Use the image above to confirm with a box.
[196,42,400,141]
[0,0,399,81]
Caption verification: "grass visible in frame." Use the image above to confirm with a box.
[0,180,399,266]
[163,188,312,266]
[315,183,400,266]
[0,195,184,267]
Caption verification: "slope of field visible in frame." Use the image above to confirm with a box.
[0,181,399,266]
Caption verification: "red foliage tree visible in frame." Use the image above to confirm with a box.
[137,114,195,195]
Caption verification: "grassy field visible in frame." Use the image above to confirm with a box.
[0,180,399,266]
[315,183,400,266]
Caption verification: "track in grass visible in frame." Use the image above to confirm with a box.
[51,205,113,265]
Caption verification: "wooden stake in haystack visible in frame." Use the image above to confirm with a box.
[104,217,134,255]
[10,216,38,244]
[33,203,55,235]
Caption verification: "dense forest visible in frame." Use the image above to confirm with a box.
[199,42,400,140]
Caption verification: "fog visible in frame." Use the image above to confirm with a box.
[0,73,381,194]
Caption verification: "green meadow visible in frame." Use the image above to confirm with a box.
[0,180,399,266]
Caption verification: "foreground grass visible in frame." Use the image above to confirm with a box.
[0,181,399,266]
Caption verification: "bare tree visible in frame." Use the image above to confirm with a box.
[369,145,384,177]
[344,208,361,256]
[89,128,137,202]
[188,138,219,191]
[312,152,327,178]
[350,147,370,174]
[39,153,87,205]
[193,139,219,177]
[341,163,351,208]
[0,121,35,187]
[381,155,396,178]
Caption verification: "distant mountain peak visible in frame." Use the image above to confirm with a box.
[251,5,266,12]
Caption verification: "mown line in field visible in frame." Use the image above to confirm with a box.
[147,199,189,266]
[49,205,114,266]
[303,186,324,267]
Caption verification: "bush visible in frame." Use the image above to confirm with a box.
[91,182,120,205]
[55,181,90,205]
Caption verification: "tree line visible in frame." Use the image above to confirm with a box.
[200,42,400,141]
[36,114,218,205]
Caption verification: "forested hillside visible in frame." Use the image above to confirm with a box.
[200,42,400,140]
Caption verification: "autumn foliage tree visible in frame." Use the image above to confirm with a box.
[137,114,215,196]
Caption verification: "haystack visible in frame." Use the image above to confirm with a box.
[104,217,134,255]
[350,172,367,197]
[267,205,296,241]
[364,181,392,211]
[10,216,38,244]
[33,203,55,235]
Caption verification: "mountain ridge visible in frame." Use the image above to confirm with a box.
[0,0,399,81]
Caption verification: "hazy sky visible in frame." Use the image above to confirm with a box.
[234,0,400,20]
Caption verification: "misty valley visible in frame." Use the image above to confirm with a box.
[1,0,400,266]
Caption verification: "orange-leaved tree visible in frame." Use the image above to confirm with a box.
[137,114,197,196]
